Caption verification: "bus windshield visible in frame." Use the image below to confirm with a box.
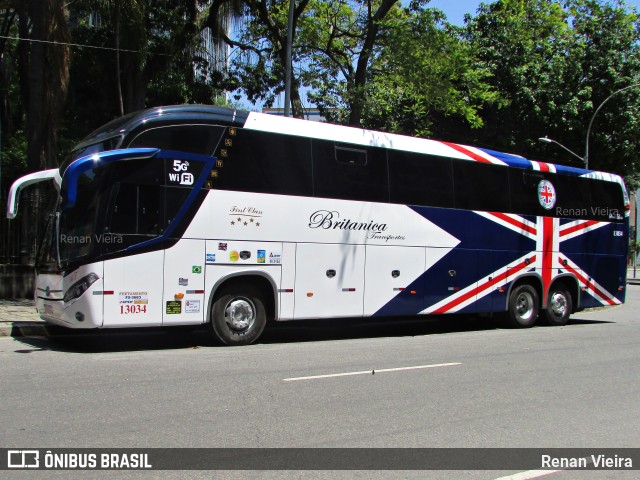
[36,211,61,273]
[57,155,201,270]
[58,165,110,268]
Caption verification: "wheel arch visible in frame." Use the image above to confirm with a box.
[504,273,543,311]
[207,271,278,323]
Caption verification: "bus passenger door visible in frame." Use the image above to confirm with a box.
[293,243,365,319]
[163,239,206,325]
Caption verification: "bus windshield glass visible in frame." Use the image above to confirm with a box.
[57,156,199,269]
[58,165,110,268]
[36,212,60,273]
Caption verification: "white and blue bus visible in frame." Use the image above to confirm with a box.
[7,105,629,345]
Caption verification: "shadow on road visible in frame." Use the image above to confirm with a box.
[10,315,613,354]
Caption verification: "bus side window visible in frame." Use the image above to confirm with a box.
[335,146,367,166]
[388,151,453,208]
[128,125,226,156]
[590,180,625,220]
[453,161,510,212]
[552,175,593,217]
[313,140,388,202]
[510,169,542,216]
[211,129,313,196]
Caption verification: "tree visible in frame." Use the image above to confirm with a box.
[205,0,310,118]
[208,0,402,123]
[296,0,401,125]
[313,1,503,137]
[24,0,70,171]
[465,0,640,182]
[567,0,640,182]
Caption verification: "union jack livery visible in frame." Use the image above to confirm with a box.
[7,105,629,345]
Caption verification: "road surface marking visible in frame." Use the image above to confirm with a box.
[494,456,593,480]
[493,471,561,480]
[283,362,461,382]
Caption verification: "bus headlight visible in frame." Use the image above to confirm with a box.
[64,273,99,303]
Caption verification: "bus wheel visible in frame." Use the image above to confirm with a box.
[541,287,572,326]
[211,287,266,345]
[506,284,539,328]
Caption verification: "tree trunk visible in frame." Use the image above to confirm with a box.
[347,0,398,127]
[26,0,47,172]
[115,2,124,116]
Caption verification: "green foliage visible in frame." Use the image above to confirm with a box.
[464,0,640,181]
[2,0,640,187]
[1,130,27,196]
[358,4,505,136]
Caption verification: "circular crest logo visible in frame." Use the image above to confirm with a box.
[537,180,556,210]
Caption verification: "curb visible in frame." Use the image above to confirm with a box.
[0,322,49,338]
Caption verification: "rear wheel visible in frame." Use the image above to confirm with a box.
[505,284,539,328]
[211,286,266,345]
[541,287,572,326]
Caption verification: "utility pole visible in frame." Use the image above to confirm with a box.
[284,0,295,117]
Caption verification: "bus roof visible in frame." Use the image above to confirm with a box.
[73,105,250,154]
[69,104,622,185]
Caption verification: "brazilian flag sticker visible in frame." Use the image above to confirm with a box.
[192,265,202,274]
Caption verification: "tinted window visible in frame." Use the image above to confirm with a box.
[313,140,388,202]
[589,179,625,221]
[102,158,199,252]
[510,169,546,216]
[551,174,593,216]
[453,161,510,212]
[128,124,226,155]
[388,151,453,207]
[335,146,367,166]
[210,128,313,196]
[510,169,625,221]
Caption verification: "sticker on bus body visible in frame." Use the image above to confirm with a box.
[119,291,149,305]
[268,252,282,264]
[166,301,181,314]
[185,300,200,313]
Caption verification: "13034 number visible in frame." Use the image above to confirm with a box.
[120,304,147,314]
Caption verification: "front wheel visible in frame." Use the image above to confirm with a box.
[541,287,572,326]
[211,287,266,345]
[505,284,539,328]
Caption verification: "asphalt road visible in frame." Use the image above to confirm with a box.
[1,287,639,479]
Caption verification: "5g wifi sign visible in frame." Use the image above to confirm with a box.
[168,160,194,186]
[7,450,40,468]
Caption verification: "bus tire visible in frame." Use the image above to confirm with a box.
[505,284,539,328]
[211,287,266,346]
[541,287,572,326]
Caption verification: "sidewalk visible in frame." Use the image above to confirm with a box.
[0,299,46,337]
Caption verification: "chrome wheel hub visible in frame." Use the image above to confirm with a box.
[224,298,255,332]
[549,292,567,317]
[515,292,534,320]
